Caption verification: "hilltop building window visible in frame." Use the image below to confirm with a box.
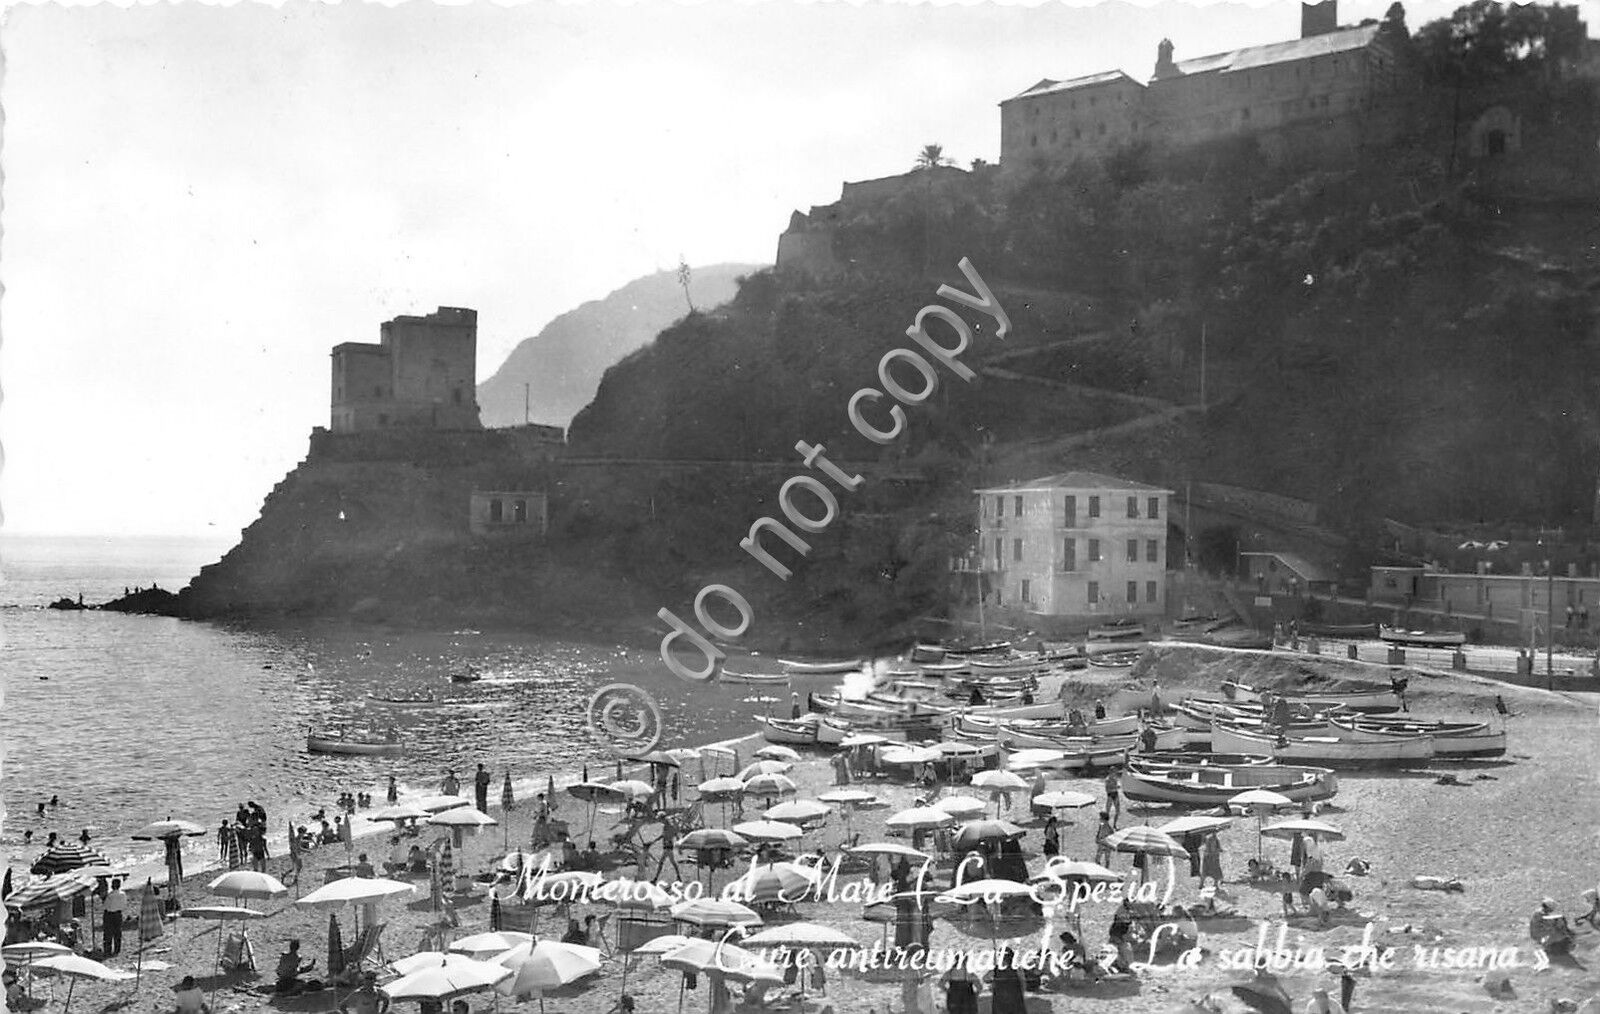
[1088,581,1100,604]
[1148,497,1160,519]
[489,499,504,523]
[1089,496,1101,518]
[1089,539,1101,562]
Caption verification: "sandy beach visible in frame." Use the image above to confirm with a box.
[9,643,1600,1014]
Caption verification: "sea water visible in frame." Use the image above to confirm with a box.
[0,534,768,878]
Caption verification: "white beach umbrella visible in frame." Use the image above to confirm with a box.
[390,951,478,976]
[1158,815,1236,837]
[730,820,804,842]
[1007,749,1068,771]
[722,863,820,904]
[838,733,894,748]
[32,953,134,1013]
[382,955,513,1001]
[130,820,208,841]
[632,933,696,956]
[428,806,497,827]
[938,879,1038,904]
[207,870,288,903]
[696,778,746,798]
[1230,788,1295,858]
[880,746,939,766]
[495,940,602,1008]
[606,780,657,802]
[847,843,930,860]
[971,770,1028,791]
[448,931,536,960]
[1260,819,1346,842]
[1034,790,1098,809]
[931,795,990,819]
[816,789,876,805]
[885,807,956,831]
[738,760,794,779]
[741,923,861,949]
[763,800,831,823]
[669,898,762,928]
[296,877,414,909]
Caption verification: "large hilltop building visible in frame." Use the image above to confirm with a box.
[330,307,482,433]
[1000,0,1413,169]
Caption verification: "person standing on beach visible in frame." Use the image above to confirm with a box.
[474,765,491,813]
[441,769,460,796]
[1094,812,1115,866]
[1202,833,1224,884]
[386,776,398,805]
[102,878,126,956]
[1104,771,1121,823]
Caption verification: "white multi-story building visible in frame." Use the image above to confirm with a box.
[974,471,1172,619]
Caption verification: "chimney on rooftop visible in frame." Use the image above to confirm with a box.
[1301,0,1337,37]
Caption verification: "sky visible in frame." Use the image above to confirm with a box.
[3,0,1594,539]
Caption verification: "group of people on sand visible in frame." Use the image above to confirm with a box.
[219,802,270,872]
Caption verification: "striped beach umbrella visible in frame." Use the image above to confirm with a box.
[30,844,108,877]
[327,913,346,981]
[437,842,455,888]
[135,881,164,986]
[2,873,95,911]
[741,774,797,801]
[1104,825,1190,859]
[224,830,246,870]
[502,772,515,810]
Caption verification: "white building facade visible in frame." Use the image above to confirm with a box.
[974,472,1172,619]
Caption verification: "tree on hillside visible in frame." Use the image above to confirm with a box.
[915,144,953,170]
[1414,0,1588,83]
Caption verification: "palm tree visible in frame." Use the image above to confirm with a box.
[914,144,953,170]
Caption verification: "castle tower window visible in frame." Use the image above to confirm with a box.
[490,499,504,523]
[513,499,528,523]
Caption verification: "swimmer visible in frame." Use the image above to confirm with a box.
[49,795,59,807]
[37,802,46,817]
[22,830,34,845]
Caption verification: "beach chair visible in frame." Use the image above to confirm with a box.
[220,931,257,973]
[342,923,387,972]
[592,913,615,959]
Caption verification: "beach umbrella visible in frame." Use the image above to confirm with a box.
[390,951,474,975]
[180,905,265,986]
[931,796,990,819]
[1230,970,1294,1014]
[437,842,456,898]
[879,745,939,766]
[1034,790,1099,810]
[1105,826,1190,858]
[30,843,109,877]
[742,922,861,948]
[817,788,875,805]
[429,806,497,849]
[32,953,133,1013]
[545,775,558,809]
[730,820,804,843]
[669,897,762,929]
[763,800,831,823]
[848,843,931,860]
[412,794,474,814]
[130,820,207,841]
[207,870,288,905]
[3,941,72,961]
[754,745,801,762]
[885,807,956,832]
[2,873,96,912]
[633,933,696,956]
[697,777,746,799]
[723,862,821,905]
[678,828,749,851]
[296,876,415,909]
[1033,858,1122,884]
[502,773,516,809]
[607,780,657,802]
[737,760,793,779]
[326,913,346,982]
[135,881,164,987]
[449,931,536,960]
[952,819,1026,851]
[383,955,513,1002]
[1260,819,1346,842]
[938,879,1037,904]
[934,741,988,760]
[590,879,675,911]
[741,774,798,802]
[371,803,431,822]
[489,894,502,931]
[1231,789,1295,858]
[1158,815,1236,837]
[496,940,601,1012]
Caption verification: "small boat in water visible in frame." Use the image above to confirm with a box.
[721,670,792,686]
[308,729,403,756]
[779,658,863,674]
[1378,626,1466,648]
[450,672,482,684]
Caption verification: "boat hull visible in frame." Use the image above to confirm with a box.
[1120,764,1339,806]
[759,716,819,745]
[1210,722,1433,768]
[1378,626,1466,648]
[1220,681,1400,714]
[722,670,793,686]
[780,658,863,674]
[307,735,403,756]
[1332,717,1506,758]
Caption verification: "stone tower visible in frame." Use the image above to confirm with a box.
[1153,38,1179,80]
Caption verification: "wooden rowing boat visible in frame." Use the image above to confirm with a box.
[307,731,403,756]
[1210,722,1433,768]
[1330,716,1505,758]
[721,670,792,685]
[1089,619,1144,641]
[1219,681,1400,713]
[1378,626,1466,648]
[1120,762,1339,806]
[759,716,819,745]
[779,658,863,674]
[1298,622,1376,639]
